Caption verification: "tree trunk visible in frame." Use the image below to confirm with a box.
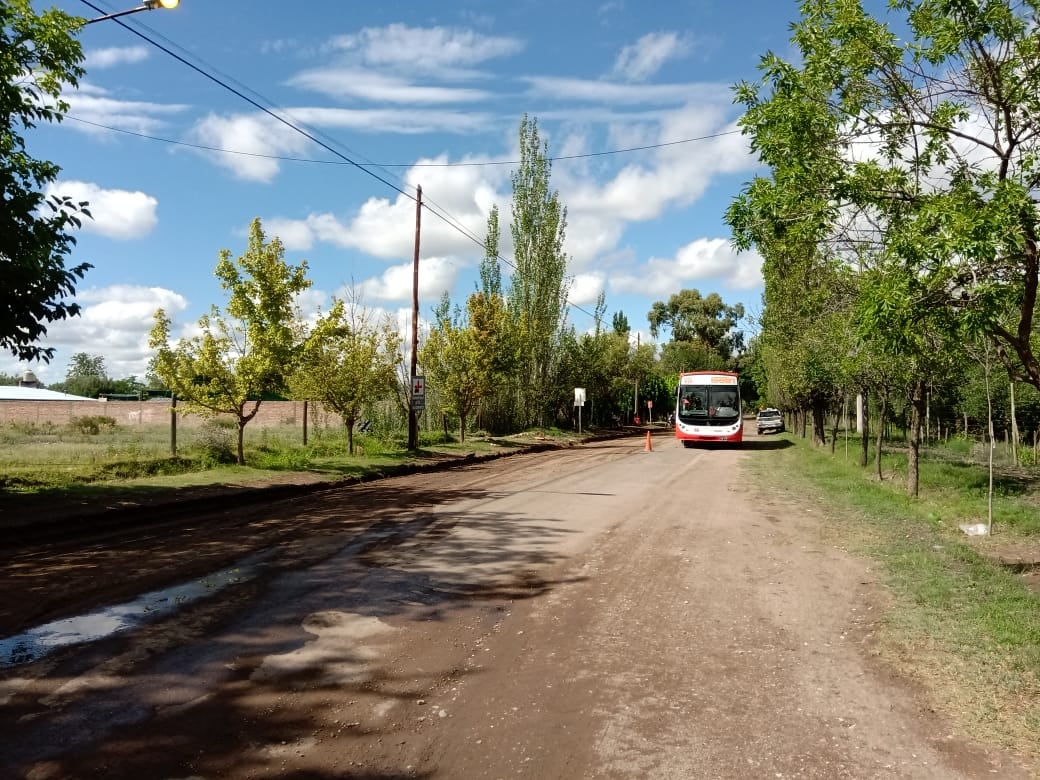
[237,419,246,465]
[812,398,827,446]
[800,408,808,438]
[1010,380,1019,466]
[860,389,870,468]
[346,418,355,455]
[907,378,926,497]
[830,405,840,454]
[875,389,888,481]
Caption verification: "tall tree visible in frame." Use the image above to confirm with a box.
[54,352,107,398]
[292,295,401,455]
[507,114,571,428]
[647,290,745,360]
[1,1,91,362]
[149,219,310,464]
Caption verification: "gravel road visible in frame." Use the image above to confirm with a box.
[0,430,1030,779]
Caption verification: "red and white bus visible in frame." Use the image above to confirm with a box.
[674,371,743,445]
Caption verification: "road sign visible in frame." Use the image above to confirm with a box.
[412,375,425,411]
[574,387,586,406]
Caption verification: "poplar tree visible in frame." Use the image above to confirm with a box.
[507,115,571,428]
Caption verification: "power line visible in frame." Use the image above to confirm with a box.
[71,1,634,323]
[63,114,742,167]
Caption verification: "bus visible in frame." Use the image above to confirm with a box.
[674,371,743,445]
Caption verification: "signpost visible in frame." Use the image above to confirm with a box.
[412,375,426,412]
[574,387,586,434]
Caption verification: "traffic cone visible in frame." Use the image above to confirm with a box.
[644,431,653,451]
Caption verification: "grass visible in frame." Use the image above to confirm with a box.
[0,419,592,510]
[748,430,1040,765]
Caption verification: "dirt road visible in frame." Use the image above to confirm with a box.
[0,432,1030,779]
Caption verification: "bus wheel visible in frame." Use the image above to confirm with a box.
[682,441,694,448]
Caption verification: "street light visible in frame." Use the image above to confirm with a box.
[84,0,179,24]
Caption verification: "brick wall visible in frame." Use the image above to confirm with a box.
[0,399,347,429]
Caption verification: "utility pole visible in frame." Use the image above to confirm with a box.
[408,185,422,450]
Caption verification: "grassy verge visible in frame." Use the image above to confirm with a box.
[747,433,1040,765]
[0,420,609,529]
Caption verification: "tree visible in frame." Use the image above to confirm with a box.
[647,290,745,360]
[734,0,1040,397]
[1,1,92,362]
[611,311,630,336]
[149,219,310,465]
[53,352,106,398]
[507,114,571,428]
[420,291,507,443]
[292,295,401,455]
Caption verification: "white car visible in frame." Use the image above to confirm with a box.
[756,408,784,435]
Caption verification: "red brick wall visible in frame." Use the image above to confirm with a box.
[0,400,346,429]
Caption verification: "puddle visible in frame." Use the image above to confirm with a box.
[0,555,268,668]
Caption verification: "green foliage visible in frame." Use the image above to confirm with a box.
[0,1,92,363]
[505,114,571,428]
[647,289,745,359]
[149,218,311,464]
[291,294,401,455]
[195,419,237,466]
[420,291,506,442]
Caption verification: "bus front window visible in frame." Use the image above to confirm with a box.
[678,388,707,420]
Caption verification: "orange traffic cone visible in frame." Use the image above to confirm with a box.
[644,431,653,451]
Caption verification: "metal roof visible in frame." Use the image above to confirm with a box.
[0,386,99,401]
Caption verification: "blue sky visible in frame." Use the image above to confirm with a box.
[10,0,806,383]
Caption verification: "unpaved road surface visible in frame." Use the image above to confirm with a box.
[0,431,1032,779]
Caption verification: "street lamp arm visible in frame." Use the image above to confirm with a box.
[84,0,178,25]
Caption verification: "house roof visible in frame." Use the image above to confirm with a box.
[0,386,98,401]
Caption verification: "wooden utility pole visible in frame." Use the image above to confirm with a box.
[408,185,422,450]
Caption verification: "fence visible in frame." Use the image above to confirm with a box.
[0,399,346,429]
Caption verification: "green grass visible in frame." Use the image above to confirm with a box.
[0,419,594,510]
[748,432,1040,764]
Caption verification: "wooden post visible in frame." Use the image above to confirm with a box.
[170,393,177,457]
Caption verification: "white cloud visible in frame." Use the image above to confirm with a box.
[568,272,606,306]
[524,76,729,105]
[190,109,492,181]
[560,105,753,224]
[265,155,508,259]
[612,32,690,82]
[0,286,189,383]
[355,256,460,303]
[611,238,763,297]
[189,113,314,182]
[64,83,188,136]
[329,24,524,72]
[288,68,490,104]
[45,180,159,240]
[83,45,149,69]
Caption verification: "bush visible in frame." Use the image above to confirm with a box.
[196,419,237,465]
[69,415,117,435]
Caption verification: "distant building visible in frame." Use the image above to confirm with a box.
[0,385,97,401]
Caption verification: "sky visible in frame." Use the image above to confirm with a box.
[8,0,811,384]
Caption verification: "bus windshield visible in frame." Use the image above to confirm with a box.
[678,385,740,424]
